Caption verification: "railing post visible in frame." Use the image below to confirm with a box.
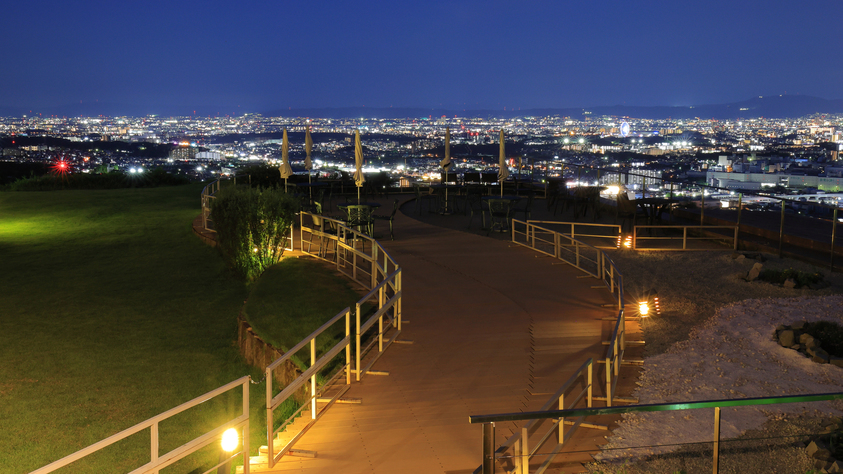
[356,303,362,382]
[735,193,742,250]
[482,422,496,474]
[151,423,158,474]
[570,222,575,240]
[345,310,351,385]
[683,227,688,250]
[311,338,317,419]
[779,199,786,258]
[713,406,721,474]
[397,270,403,331]
[266,365,274,468]
[243,381,250,474]
[371,244,378,289]
[378,287,384,353]
[700,189,705,226]
[605,357,612,407]
[587,360,593,407]
[558,393,565,443]
[575,240,580,268]
[832,207,838,273]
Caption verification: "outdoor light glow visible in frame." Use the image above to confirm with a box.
[221,428,238,452]
[605,185,620,195]
[638,301,650,316]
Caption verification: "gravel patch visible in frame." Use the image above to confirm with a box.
[583,251,843,473]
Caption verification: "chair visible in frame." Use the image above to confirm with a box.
[510,190,535,221]
[616,193,647,232]
[305,202,338,259]
[373,199,399,240]
[413,184,437,215]
[465,186,485,230]
[485,198,513,235]
[344,204,374,237]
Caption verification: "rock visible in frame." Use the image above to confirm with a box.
[801,333,815,345]
[736,254,746,261]
[812,349,831,363]
[828,461,842,473]
[793,321,808,330]
[776,324,788,332]
[784,278,797,289]
[778,329,796,347]
[791,344,803,351]
[807,338,823,350]
[808,440,827,456]
[830,357,843,368]
[747,262,764,281]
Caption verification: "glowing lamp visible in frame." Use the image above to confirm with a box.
[221,428,239,452]
[637,289,661,317]
[638,301,650,316]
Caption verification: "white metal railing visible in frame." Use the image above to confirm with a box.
[263,211,403,468]
[473,359,596,474]
[524,221,621,249]
[31,376,251,474]
[265,308,352,468]
[633,225,739,251]
[510,219,626,407]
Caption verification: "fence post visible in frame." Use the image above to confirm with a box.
[356,303,362,382]
[311,338,317,419]
[151,423,158,474]
[700,189,705,226]
[605,357,612,407]
[735,193,742,250]
[378,286,385,352]
[521,426,529,474]
[482,423,496,474]
[265,365,274,467]
[558,393,565,443]
[779,199,786,258]
[346,310,351,385]
[713,406,721,474]
[683,227,688,250]
[831,207,838,273]
[243,383,250,474]
[587,360,593,407]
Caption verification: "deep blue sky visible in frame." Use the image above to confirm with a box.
[2,0,841,114]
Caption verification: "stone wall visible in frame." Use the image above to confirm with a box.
[237,314,307,399]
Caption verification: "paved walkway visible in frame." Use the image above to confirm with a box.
[261,196,641,473]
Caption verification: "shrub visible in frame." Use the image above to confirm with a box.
[807,321,843,358]
[758,268,824,288]
[210,185,298,281]
[8,168,189,191]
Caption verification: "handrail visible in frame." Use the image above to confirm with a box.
[525,220,621,249]
[633,224,739,251]
[473,358,595,474]
[471,391,843,474]
[510,219,625,408]
[32,376,251,474]
[265,211,403,469]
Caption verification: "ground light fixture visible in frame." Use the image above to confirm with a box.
[221,427,239,452]
[617,234,633,249]
[637,289,660,317]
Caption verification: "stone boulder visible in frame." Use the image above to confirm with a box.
[746,262,764,281]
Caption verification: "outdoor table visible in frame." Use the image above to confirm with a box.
[482,196,520,233]
[636,197,677,224]
[430,183,465,215]
[337,203,380,236]
[571,186,606,219]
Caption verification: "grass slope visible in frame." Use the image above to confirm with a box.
[0,185,256,473]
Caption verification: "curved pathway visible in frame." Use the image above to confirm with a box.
[264,197,637,473]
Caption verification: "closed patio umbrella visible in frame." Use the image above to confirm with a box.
[352,130,365,203]
[498,129,509,196]
[304,125,313,196]
[440,126,452,212]
[279,128,293,192]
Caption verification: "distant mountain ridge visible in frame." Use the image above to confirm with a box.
[3,94,843,120]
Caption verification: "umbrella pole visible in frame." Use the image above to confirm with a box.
[357,186,360,204]
[445,170,449,214]
[284,178,288,193]
[308,172,312,200]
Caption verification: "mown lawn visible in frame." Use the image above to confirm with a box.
[0,184,258,473]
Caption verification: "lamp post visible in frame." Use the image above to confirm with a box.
[218,428,239,474]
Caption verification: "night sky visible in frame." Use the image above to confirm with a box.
[2,0,841,115]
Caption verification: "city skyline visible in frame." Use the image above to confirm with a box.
[2,0,841,116]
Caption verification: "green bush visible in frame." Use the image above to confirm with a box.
[807,321,843,358]
[758,268,824,288]
[210,185,298,281]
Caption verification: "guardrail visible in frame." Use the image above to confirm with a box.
[510,219,626,407]
[472,359,597,474]
[265,308,352,468]
[261,211,403,468]
[471,391,843,474]
[633,225,739,251]
[524,221,621,249]
[32,376,251,474]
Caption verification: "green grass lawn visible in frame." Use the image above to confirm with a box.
[0,184,290,473]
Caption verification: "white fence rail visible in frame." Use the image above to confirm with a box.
[510,219,626,406]
[31,376,251,474]
[262,211,403,468]
[633,225,739,251]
